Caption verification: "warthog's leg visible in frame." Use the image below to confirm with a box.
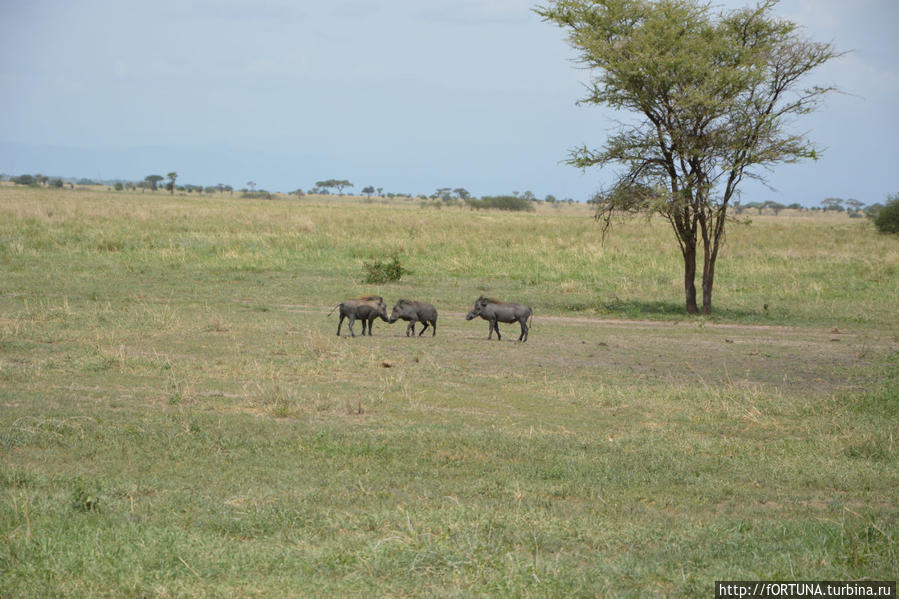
[361,317,371,336]
[431,319,437,336]
[518,318,528,342]
[488,319,501,340]
[347,314,357,337]
[417,320,429,336]
[406,321,415,336]
[337,313,346,336]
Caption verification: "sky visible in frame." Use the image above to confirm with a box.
[1,0,897,206]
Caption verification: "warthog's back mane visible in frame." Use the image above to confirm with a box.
[358,295,384,302]
[480,297,502,304]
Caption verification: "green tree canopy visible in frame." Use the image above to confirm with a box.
[873,193,899,235]
[821,197,844,211]
[144,174,164,191]
[12,174,37,186]
[536,0,839,314]
[763,200,786,215]
[844,198,865,214]
[315,179,353,194]
[454,188,471,200]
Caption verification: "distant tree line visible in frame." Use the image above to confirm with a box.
[0,172,238,195]
[419,187,574,211]
[6,173,67,188]
[466,196,536,212]
[708,197,885,219]
[6,171,889,223]
[815,197,877,218]
[2,173,565,208]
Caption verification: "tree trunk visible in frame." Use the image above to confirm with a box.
[701,211,726,314]
[683,245,699,314]
[701,255,715,314]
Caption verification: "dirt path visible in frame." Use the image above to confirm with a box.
[277,302,876,336]
[274,302,896,396]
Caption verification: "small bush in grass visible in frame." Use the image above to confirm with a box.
[71,478,101,513]
[363,253,408,283]
[872,193,899,234]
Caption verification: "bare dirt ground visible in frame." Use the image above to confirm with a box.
[281,303,897,397]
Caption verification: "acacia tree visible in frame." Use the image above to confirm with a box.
[315,179,353,195]
[333,180,353,194]
[166,172,178,195]
[144,174,163,191]
[536,0,839,314]
[845,198,865,215]
[821,197,844,212]
[454,188,471,200]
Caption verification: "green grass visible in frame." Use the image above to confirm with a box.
[3,187,896,326]
[1,186,897,597]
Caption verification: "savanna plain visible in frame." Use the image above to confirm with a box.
[1,186,897,597]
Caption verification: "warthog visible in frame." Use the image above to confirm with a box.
[465,296,532,342]
[388,299,438,336]
[328,295,388,337]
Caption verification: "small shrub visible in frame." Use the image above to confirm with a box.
[71,478,101,513]
[872,193,899,234]
[363,253,408,283]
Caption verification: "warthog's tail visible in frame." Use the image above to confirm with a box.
[527,311,534,330]
[327,304,341,317]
